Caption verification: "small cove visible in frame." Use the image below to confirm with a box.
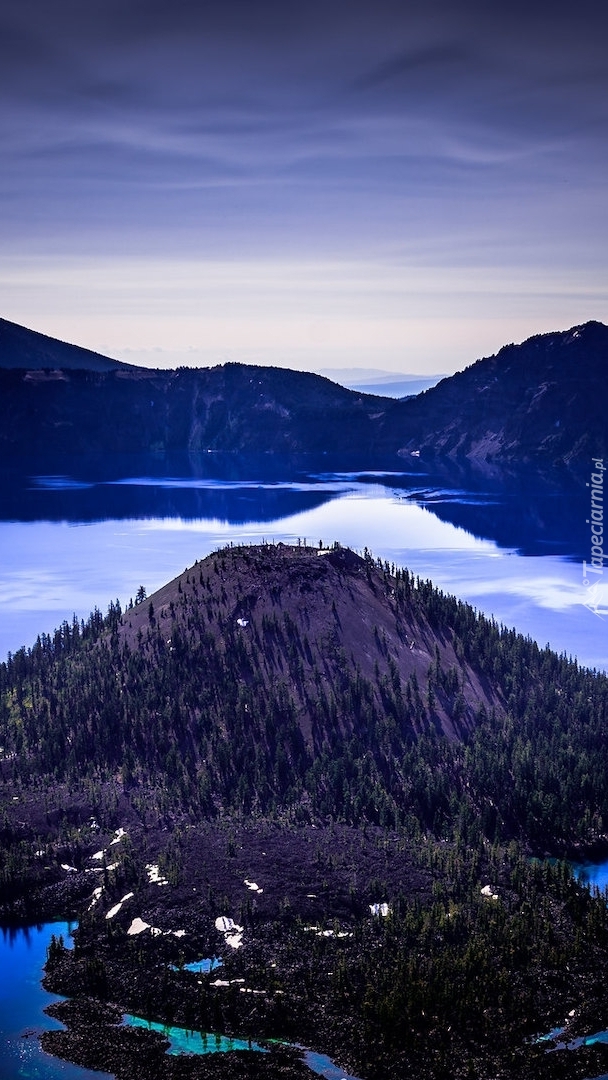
[122,1014,363,1079]
[169,956,222,973]
[0,921,112,1080]
[122,1013,269,1055]
[572,857,608,896]
[2,921,362,1080]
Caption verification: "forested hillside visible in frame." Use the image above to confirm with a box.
[2,543,607,849]
[377,320,608,465]
[4,544,608,1080]
[1,317,606,466]
[0,363,385,456]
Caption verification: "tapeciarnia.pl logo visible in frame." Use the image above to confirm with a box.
[582,457,605,618]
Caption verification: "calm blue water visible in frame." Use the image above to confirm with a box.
[0,921,360,1080]
[122,1017,363,1079]
[123,1013,268,1055]
[0,454,605,671]
[301,1048,363,1080]
[170,957,222,973]
[573,859,608,895]
[0,922,111,1080]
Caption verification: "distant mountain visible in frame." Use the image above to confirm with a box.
[0,317,131,372]
[352,376,445,398]
[320,369,446,398]
[1,317,606,467]
[358,378,444,399]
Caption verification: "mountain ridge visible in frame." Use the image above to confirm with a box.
[1,317,607,466]
[0,316,133,372]
[379,319,608,464]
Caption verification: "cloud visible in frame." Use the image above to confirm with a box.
[351,44,473,95]
[0,0,607,369]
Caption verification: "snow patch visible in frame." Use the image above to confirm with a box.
[105,892,134,920]
[146,863,169,886]
[236,618,249,627]
[215,916,236,933]
[225,932,243,949]
[215,916,244,950]
[369,902,390,917]
[481,885,499,901]
[61,864,77,873]
[127,918,150,936]
[244,879,263,893]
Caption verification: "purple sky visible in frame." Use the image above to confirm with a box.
[1,0,607,374]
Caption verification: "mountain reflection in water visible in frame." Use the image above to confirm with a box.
[0,452,603,672]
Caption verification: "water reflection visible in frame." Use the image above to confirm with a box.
[0,452,589,557]
[0,452,604,672]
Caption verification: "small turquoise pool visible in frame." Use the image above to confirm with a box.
[169,956,223,974]
[123,1014,363,1078]
[123,1014,267,1055]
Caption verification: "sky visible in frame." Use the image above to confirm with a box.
[1,0,607,376]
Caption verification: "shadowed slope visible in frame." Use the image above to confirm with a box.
[1,318,607,465]
[380,320,608,465]
[0,316,132,372]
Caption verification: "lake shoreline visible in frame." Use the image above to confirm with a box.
[28,823,608,1080]
[6,825,608,1079]
[38,917,608,1080]
[41,996,322,1080]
